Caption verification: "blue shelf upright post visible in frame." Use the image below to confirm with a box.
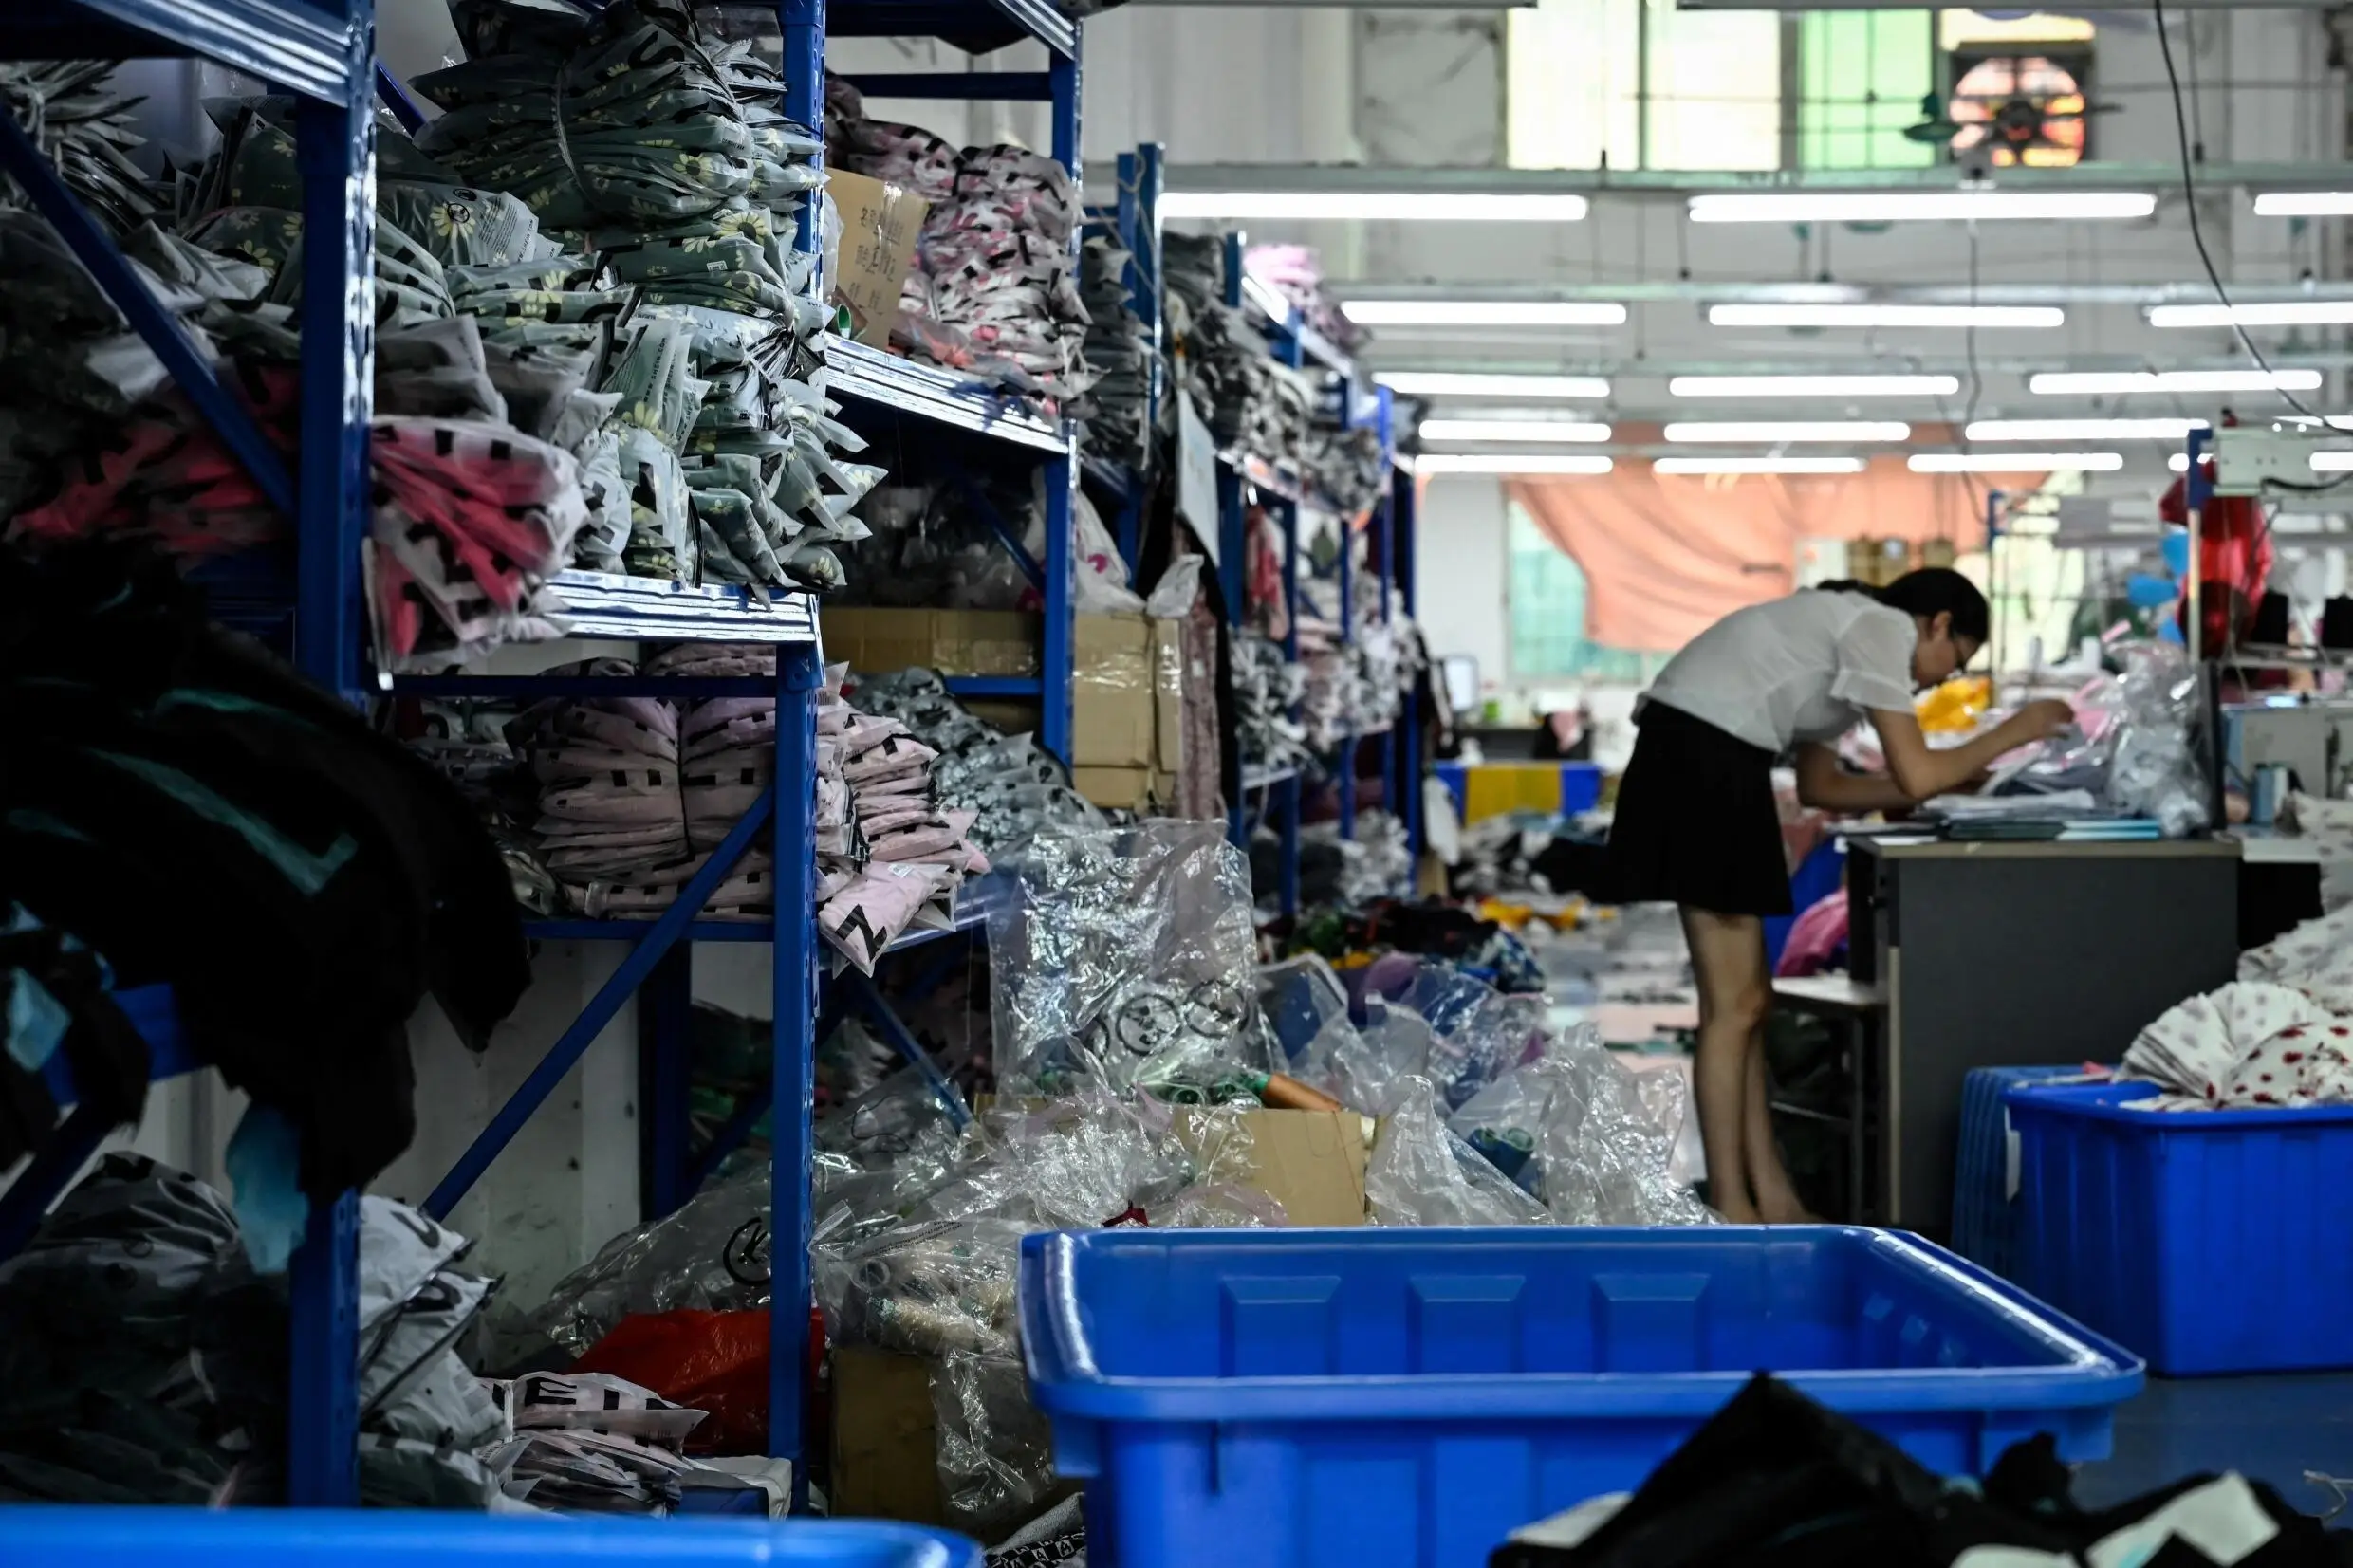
[1278,495,1301,915]
[1394,458,1422,865]
[1336,506,1357,843]
[639,947,695,1221]
[770,643,822,1467]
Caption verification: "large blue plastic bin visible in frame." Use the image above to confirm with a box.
[2007,1079,2353,1376]
[1019,1226,2140,1568]
[0,1509,977,1568]
[1950,1066,2091,1280]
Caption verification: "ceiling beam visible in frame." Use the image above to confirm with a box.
[1155,162,2353,196]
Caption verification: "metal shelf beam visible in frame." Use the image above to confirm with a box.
[0,0,367,102]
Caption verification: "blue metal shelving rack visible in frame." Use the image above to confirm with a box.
[1211,234,1414,906]
[373,0,1089,1496]
[0,0,378,1506]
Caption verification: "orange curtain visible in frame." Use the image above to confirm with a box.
[1505,459,2010,653]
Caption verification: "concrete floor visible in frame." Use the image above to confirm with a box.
[2074,1374,2353,1517]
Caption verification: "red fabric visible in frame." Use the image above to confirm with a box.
[2159,463,2273,648]
[571,1309,772,1455]
[1501,458,1998,654]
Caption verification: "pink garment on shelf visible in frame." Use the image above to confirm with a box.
[1773,892,1849,979]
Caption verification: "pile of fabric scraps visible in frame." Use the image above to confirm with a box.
[836,470,1139,618]
[0,542,528,1216]
[848,667,1106,859]
[1495,1372,2349,1568]
[819,664,989,973]
[1305,417,1386,514]
[1241,242,1362,356]
[415,0,881,596]
[0,1155,517,1509]
[1079,228,1151,468]
[2122,902,2353,1108]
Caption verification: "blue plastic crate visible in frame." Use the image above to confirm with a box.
[0,1510,977,1568]
[1019,1226,2140,1568]
[1950,1065,2091,1280]
[2007,1079,2353,1376]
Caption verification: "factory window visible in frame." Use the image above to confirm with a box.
[1507,0,1779,173]
[1506,503,1666,683]
[1796,10,1936,170]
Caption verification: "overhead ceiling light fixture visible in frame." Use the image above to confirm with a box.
[2310,452,2353,472]
[1654,456,1866,475]
[1663,420,1912,442]
[1341,300,1628,327]
[1413,453,1615,475]
[1669,375,1958,397]
[1968,417,2209,441]
[1909,452,2126,472]
[2254,193,2353,217]
[1159,192,1589,222]
[2149,302,2353,327]
[1376,371,1611,399]
[1688,192,2156,224]
[1708,304,2065,329]
[1417,418,1612,443]
[2029,369,2325,394]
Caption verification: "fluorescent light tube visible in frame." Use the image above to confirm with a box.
[1414,453,1615,475]
[1376,371,1612,399]
[1162,193,1591,222]
[2149,302,2353,327]
[1909,452,2125,472]
[1663,421,1912,442]
[1341,300,1628,327]
[1417,419,1612,443]
[2255,193,2353,217]
[1669,374,1959,397]
[2029,369,2324,394]
[2171,452,2191,471]
[2311,452,2353,471]
[1968,417,2209,441]
[1689,192,2156,224]
[1654,456,1866,474]
[1708,304,2065,329]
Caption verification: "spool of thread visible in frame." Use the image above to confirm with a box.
[1255,1072,1345,1114]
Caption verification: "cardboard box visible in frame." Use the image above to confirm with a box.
[820,607,1037,677]
[1150,618,1185,772]
[1073,614,1156,769]
[829,1344,945,1525]
[825,168,926,347]
[1169,1107,1373,1227]
[1071,764,1158,813]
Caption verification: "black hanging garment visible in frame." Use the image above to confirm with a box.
[0,541,530,1196]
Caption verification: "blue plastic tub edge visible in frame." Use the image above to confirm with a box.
[1018,1225,2143,1438]
[2003,1077,2353,1127]
[0,1510,980,1568]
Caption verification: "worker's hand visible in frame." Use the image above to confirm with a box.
[2015,697,2075,741]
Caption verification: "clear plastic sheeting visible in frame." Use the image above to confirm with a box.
[510,1171,773,1361]
[1448,1028,1714,1227]
[933,1349,1061,1540]
[987,821,1264,1094]
[2106,642,2210,838]
[1365,1076,1550,1227]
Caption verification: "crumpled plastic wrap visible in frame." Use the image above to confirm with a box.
[933,1349,1061,1540]
[512,1171,774,1361]
[987,821,1265,1094]
[1448,1030,1714,1227]
[1367,1076,1552,1227]
[2105,642,2210,838]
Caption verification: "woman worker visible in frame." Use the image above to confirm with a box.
[1605,569,2071,1224]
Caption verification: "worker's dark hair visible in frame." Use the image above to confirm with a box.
[1813,568,1991,644]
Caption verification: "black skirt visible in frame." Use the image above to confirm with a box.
[1605,701,1793,917]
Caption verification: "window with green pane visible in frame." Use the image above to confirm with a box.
[1798,9,1935,170]
[1506,505,1663,683]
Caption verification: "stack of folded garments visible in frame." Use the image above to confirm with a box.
[415,0,884,596]
[1080,229,1151,469]
[1242,243,1365,355]
[1230,635,1311,780]
[901,144,1093,401]
[818,679,989,973]
[507,659,696,915]
[1305,419,1386,514]
[1160,232,1309,467]
[658,642,782,919]
[849,668,1107,858]
[479,1372,712,1513]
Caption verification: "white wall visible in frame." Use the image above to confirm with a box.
[1413,474,1510,694]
